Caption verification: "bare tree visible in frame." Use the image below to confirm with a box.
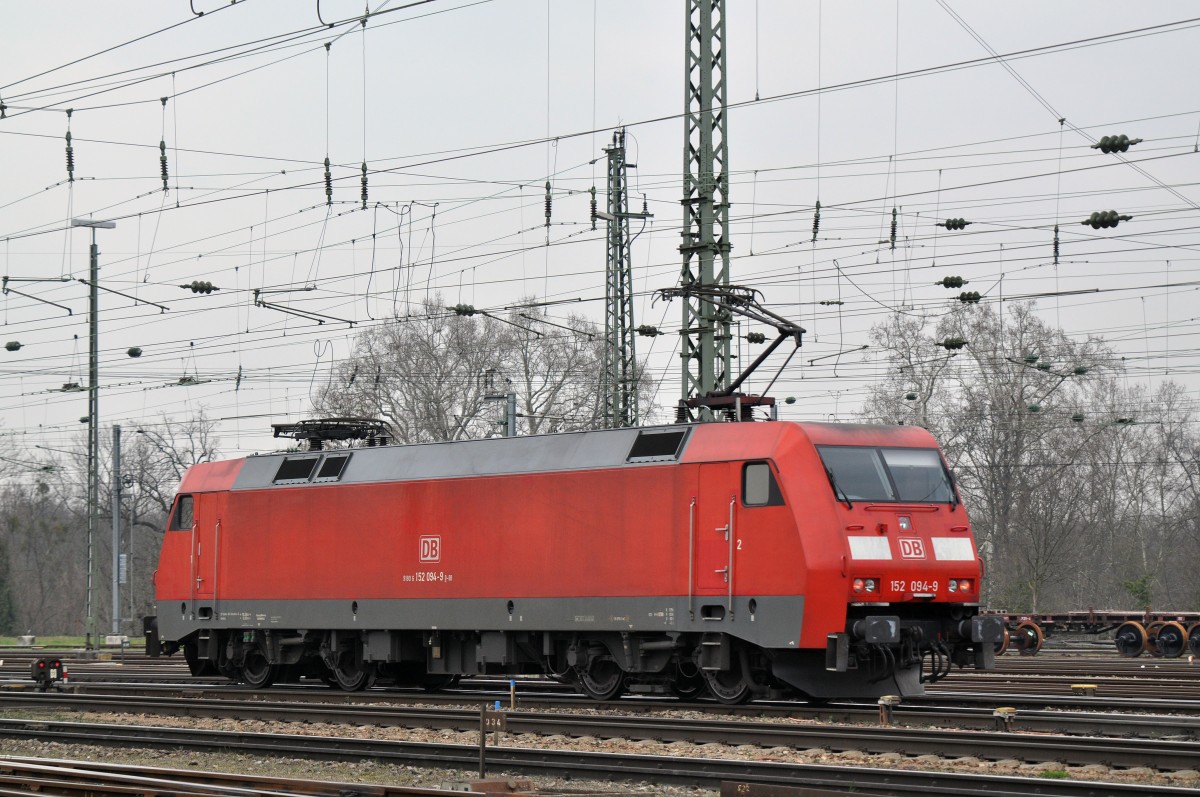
[864,302,1116,611]
[313,295,650,441]
[0,413,220,635]
[0,482,84,634]
[312,297,510,442]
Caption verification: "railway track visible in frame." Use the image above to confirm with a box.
[8,663,1200,717]
[2,690,1198,772]
[0,717,1190,796]
[5,683,1199,741]
[5,648,1199,685]
[0,755,488,797]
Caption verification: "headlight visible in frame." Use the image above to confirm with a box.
[852,578,865,594]
[948,580,959,593]
[958,579,973,592]
[864,578,877,593]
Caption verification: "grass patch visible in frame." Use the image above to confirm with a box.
[1038,769,1069,779]
[0,636,86,647]
[1,636,144,649]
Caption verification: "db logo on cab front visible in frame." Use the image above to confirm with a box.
[419,535,441,563]
[898,538,926,559]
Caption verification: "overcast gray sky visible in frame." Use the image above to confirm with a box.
[2,1,1198,459]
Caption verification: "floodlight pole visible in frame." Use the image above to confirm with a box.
[111,424,121,637]
[72,217,115,651]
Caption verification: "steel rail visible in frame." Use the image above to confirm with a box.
[0,718,1191,797]
[2,692,1198,772]
[8,680,1200,737]
[0,755,484,796]
[65,679,1200,723]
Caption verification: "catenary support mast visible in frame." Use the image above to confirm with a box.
[678,0,731,420]
[601,129,652,428]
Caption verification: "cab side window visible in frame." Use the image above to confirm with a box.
[169,495,194,530]
[743,462,784,507]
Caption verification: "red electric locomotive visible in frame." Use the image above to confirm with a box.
[147,419,1001,701]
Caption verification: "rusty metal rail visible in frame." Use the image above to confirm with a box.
[0,718,1190,796]
[1,691,1198,772]
[0,754,487,796]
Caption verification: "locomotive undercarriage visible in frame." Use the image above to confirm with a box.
[804,606,1003,699]
[152,606,1001,701]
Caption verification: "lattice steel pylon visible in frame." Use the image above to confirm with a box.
[678,0,731,420]
[601,129,652,428]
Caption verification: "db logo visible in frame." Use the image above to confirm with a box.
[898,538,926,559]
[419,535,441,562]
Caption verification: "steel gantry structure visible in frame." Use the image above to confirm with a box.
[600,129,652,428]
[678,0,731,420]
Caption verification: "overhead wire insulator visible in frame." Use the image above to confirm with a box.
[159,140,169,192]
[939,337,968,351]
[1091,134,1142,154]
[589,186,597,230]
[889,207,897,250]
[1053,224,1060,266]
[938,218,971,230]
[936,276,967,288]
[324,157,333,206]
[958,291,982,304]
[636,325,661,337]
[818,300,844,306]
[1081,210,1132,229]
[360,162,368,210]
[811,199,821,242]
[180,280,218,294]
[746,332,766,344]
[65,132,74,182]
[544,180,552,228]
[451,303,476,316]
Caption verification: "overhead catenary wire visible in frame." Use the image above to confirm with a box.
[5,8,1200,460]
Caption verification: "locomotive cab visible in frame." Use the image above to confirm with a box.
[768,428,1002,698]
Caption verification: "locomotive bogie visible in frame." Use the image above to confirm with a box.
[149,421,997,700]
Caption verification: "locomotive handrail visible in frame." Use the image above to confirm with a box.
[688,497,696,621]
[213,518,221,608]
[727,496,735,617]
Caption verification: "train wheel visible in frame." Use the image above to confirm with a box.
[241,651,278,688]
[702,668,752,704]
[1189,624,1200,657]
[669,672,706,700]
[1155,621,1189,659]
[1113,621,1147,657]
[1013,621,1043,656]
[421,674,461,692]
[993,627,1011,656]
[1145,621,1166,657]
[331,653,376,691]
[577,658,626,701]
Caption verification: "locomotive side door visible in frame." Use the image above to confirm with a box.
[693,463,738,605]
[191,493,218,602]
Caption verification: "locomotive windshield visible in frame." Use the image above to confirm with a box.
[816,446,954,504]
